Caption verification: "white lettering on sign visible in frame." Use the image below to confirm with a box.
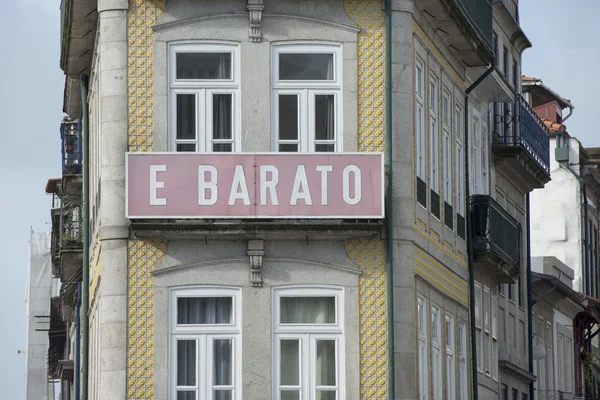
[228,165,251,206]
[260,165,279,206]
[316,165,332,205]
[290,165,313,206]
[149,165,167,206]
[343,165,361,205]
[198,165,218,205]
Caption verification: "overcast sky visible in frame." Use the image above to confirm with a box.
[0,1,597,399]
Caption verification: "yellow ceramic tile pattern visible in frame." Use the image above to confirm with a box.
[344,1,388,398]
[127,0,165,398]
[346,240,388,399]
[128,0,164,153]
[127,240,166,399]
[344,0,386,153]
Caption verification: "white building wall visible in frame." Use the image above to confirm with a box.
[25,231,54,400]
[531,137,584,292]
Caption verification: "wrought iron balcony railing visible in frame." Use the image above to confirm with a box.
[471,195,519,268]
[495,94,551,175]
[60,119,82,175]
[452,0,493,54]
[60,193,83,250]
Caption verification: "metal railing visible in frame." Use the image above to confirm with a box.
[471,195,518,267]
[452,0,493,53]
[496,95,551,174]
[61,119,82,175]
[60,194,83,250]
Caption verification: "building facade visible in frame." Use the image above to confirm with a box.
[51,0,550,399]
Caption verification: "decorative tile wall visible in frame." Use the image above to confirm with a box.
[127,0,165,398]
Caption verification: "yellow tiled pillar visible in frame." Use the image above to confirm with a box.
[126,0,165,398]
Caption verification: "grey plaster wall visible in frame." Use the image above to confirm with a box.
[152,0,358,153]
[153,239,361,400]
[96,0,130,399]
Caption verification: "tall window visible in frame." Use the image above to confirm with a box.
[415,58,427,207]
[458,321,468,400]
[432,305,443,400]
[418,295,429,400]
[169,287,241,400]
[442,89,453,229]
[429,75,441,219]
[503,46,509,79]
[273,286,345,400]
[446,314,456,400]
[272,44,342,152]
[169,43,240,152]
[474,282,483,373]
[455,103,465,239]
[491,294,498,380]
[483,286,491,376]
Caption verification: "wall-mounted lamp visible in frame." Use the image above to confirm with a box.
[532,333,547,360]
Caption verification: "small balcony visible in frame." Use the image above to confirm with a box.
[61,120,82,176]
[471,195,520,283]
[417,0,493,67]
[493,95,551,191]
[48,297,67,380]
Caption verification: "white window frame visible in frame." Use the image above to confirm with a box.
[418,295,429,400]
[415,57,426,181]
[455,103,464,216]
[470,109,481,195]
[491,294,498,381]
[445,313,456,400]
[483,286,491,377]
[168,42,241,152]
[272,286,345,400]
[429,74,440,194]
[442,88,452,206]
[458,320,468,400]
[271,43,343,153]
[169,286,242,400]
[474,282,483,373]
[432,304,443,400]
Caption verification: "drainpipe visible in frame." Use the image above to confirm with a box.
[465,65,494,400]
[527,194,534,400]
[384,0,395,398]
[75,281,81,400]
[80,74,90,400]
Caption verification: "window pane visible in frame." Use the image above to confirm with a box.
[281,391,300,400]
[315,144,334,152]
[317,391,336,400]
[176,53,231,80]
[177,94,196,140]
[214,391,232,400]
[213,94,232,140]
[315,95,335,141]
[280,340,300,386]
[177,297,232,324]
[279,53,333,80]
[279,95,299,141]
[316,340,336,386]
[177,340,196,386]
[213,143,232,152]
[279,144,298,152]
[280,297,335,324]
[213,339,232,386]
[177,143,196,152]
[177,391,196,400]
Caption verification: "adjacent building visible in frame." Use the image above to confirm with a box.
[25,231,55,400]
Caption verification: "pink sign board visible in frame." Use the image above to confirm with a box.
[126,153,384,219]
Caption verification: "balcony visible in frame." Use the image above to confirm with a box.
[493,95,551,191]
[48,297,67,380]
[417,0,493,67]
[61,120,82,175]
[471,195,519,283]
